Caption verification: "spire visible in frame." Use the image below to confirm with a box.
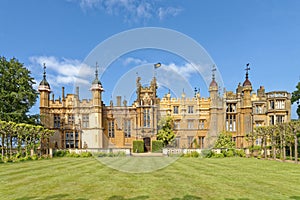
[243,63,252,87]
[209,65,218,88]
[92,62,101,85]
[38,63,50,91]
[91,62,104,91]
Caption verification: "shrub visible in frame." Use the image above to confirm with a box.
[95,151,126,157]
[152,140,163,153]
[53,150,69,157]
[190,151,200,158]
[133,140,144,153]
[80,152,92,157]
[95,152,108,157]
[250,145,261,151]
[31,154,39,160]
[212,153,225,158]
[235,149,246,157]
[224,149,235,157]
[201,149,214,158]
[67,152,80,158]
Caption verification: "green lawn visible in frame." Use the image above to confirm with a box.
[1,157,300,200]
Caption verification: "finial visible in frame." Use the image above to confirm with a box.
[95,62,99,79]
[212,65,216,80]
[245,63,250,79]
[43,63,46,79]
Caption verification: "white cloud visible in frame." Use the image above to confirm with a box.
[29,56,94,86]
[123,57,147,66]
[158,7,182,20]
[160,63,201,80]
[70,0,183,23]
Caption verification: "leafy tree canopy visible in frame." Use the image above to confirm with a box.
[0,56,38,123]
[214,132,235,149]
[157,116,175,147]
[291,82,300,119]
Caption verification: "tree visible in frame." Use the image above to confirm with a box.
[288,121,300,164]
[291,82,300,119]
[214,131,235,149]
[0,56,38,123]
[157,116,175,147]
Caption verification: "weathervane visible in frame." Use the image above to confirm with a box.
[43,63,46,79]
[95,62,99,79]
[212,64,216,80]
[245,63,250,79]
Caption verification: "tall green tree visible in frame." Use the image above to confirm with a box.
[292,82,300,119]
[0,56,38,123]
[157,116,175,147]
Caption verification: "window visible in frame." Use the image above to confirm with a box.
[188,106,194,114]
[188,120,194,129]
[54,114,60,128]
[276,115,284,124]
[270,115,275,125]
[226,114,236,132]
[199,120,205,129]
[124,119,131,138]
[198,136,205,149]
[173,106,179,114]
[143,109,150,127]
[255,105,263,114]
[276,100,285,109]
[187,136,193,148]
[65,132,79,148]
[108,120,115,138]
[226,103,236,113]
[255,138,262,146]
[269,100,275,109]
[255,121,263,127]
[68,114,74,125]
[82,114,89,128]
[174,121,180,129]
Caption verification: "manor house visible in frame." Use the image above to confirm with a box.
[38,64,291,151]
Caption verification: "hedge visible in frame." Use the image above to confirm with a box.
[152,140,163,153]
[133,140,144,153]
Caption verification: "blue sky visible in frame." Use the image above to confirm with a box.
[1,0,300,118]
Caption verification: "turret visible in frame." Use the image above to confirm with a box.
[38,63,51,108]
[242,63,252,107]
[209,65,218,108]
[90,63,104,106]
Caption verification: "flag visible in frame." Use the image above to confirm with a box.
[154,63,161,69]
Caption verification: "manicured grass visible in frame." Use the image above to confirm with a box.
[1,157,300,200]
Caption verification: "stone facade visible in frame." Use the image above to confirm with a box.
[38,65,291,150]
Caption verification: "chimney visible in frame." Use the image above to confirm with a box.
[62,87,65,100]
[76,86,79,99]
[117,96,121,106]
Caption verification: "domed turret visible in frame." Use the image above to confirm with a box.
[209,65,218,90]
[243,63,252,87]
[90,62,104,91]
[38,63,51,92]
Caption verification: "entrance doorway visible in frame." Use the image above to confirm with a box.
[143,137,151,152]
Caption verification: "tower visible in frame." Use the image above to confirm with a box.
[90,63,105,147]
[38,63,51,125]
[241,63,253,147]
[208,65,219,148]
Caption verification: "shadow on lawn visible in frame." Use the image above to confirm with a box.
[108,194,202,200]
[15,194,88,200]
[290,196,300,200]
